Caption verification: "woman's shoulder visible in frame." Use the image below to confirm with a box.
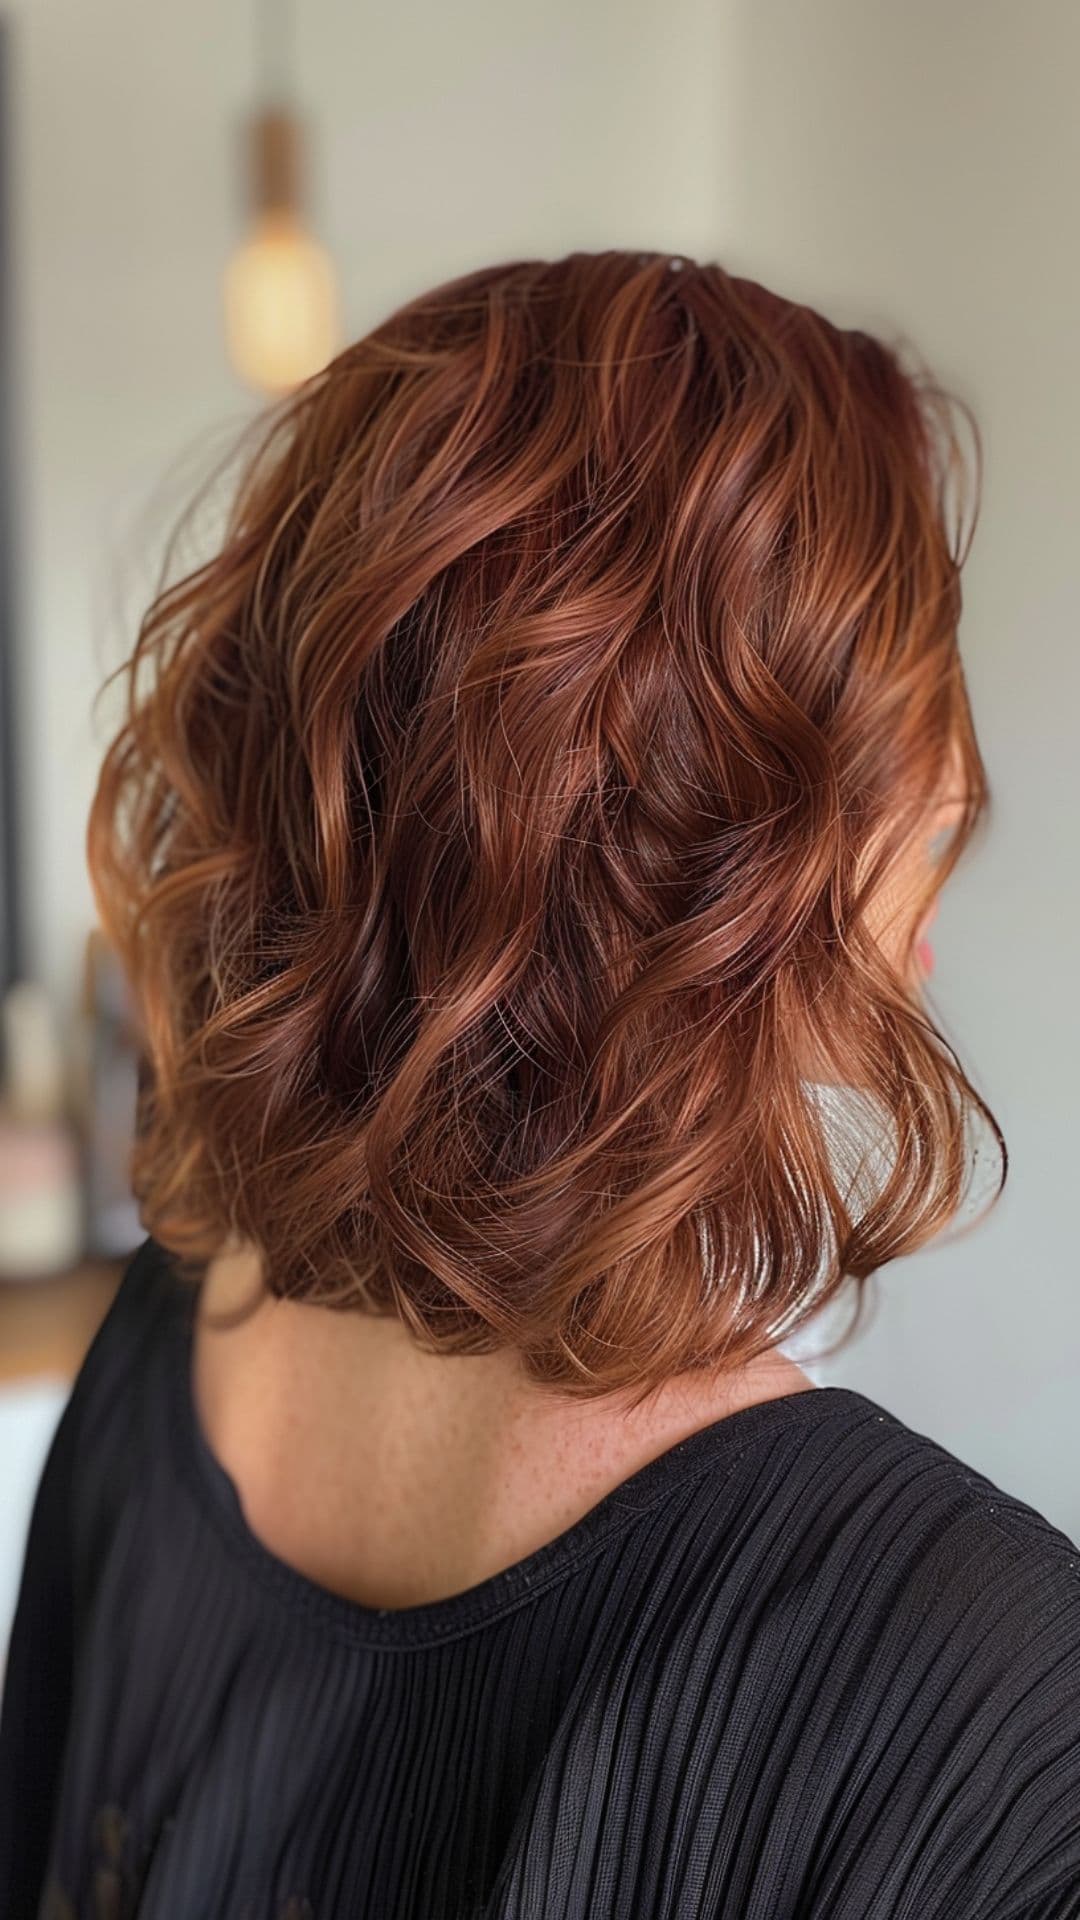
[56,1236,190,1494]
[671,1381,1080,1794]
[689,1378,1080,1646]
[666,1387,1080,1914]
[840,1394,1080,1735]
[805,1381,1077,1558]
[74,1235,185,1392]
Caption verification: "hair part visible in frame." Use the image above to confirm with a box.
[87,248,1004,1404]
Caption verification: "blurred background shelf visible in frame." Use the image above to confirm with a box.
[0,1258,123,1386]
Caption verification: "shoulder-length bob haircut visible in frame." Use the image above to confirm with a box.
[88,249,1003,1401]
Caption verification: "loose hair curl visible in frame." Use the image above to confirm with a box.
[88,249,1004,1401]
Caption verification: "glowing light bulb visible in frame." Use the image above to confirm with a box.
[224,107,341,395]
[225,209,340,393]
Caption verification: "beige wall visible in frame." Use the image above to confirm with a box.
[721,0,1079,1531]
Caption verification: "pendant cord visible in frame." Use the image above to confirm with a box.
[256,0,294,107]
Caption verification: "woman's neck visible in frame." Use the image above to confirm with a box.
[192,1240,816,1611]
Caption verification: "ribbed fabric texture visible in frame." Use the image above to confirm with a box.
[2,1238,1079,1920]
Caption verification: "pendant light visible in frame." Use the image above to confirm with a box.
[224,0,341,395]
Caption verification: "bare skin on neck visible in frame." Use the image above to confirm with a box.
[193,1241,815,1612]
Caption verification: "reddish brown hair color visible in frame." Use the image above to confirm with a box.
[87,250,1003,1400]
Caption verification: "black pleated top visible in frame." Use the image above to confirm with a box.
[2,1236,1079,1920]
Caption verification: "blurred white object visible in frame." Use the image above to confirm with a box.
[0,1374,68,1686]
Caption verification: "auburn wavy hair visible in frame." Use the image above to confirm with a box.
[87,248,1004,1400]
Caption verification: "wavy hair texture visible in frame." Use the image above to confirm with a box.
[88,249,1004,1401]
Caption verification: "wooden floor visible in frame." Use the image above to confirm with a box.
[0,1262,124,1386]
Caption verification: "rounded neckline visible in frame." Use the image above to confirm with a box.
[166,1263,865,1651]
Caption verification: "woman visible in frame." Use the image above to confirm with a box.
[2,250,1078,1918]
